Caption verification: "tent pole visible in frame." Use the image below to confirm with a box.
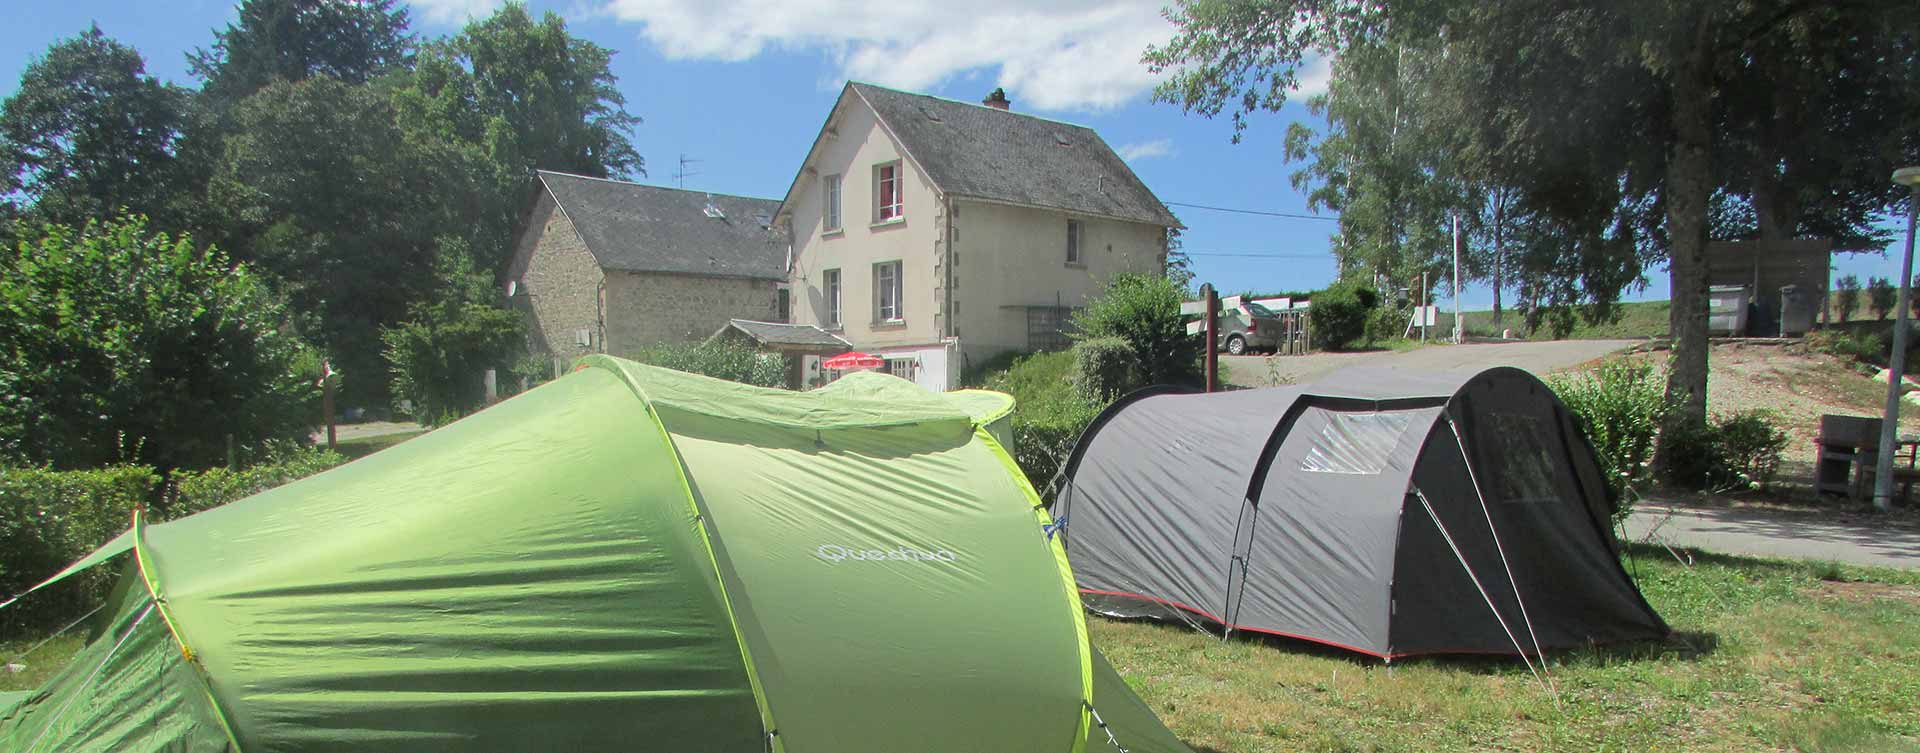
[1410,487,1549,691]
[1444,416,1553,683]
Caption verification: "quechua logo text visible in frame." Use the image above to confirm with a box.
[814,544,958,564]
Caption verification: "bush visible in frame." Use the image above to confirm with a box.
[166,444,347,519]
[1364,304,1407,344]
[634,340,786,388]
[384,241,525,425]
[982,351,1104,502]
[1309,278,1379,350]
[0,216,318,471]
[1072,336,1143,400]
[1008,396,1103,505]
[1549,359,1670,519]
[1868,277,1897,321]
[1663,410,1790,492]
[1805,328,1887,367]
[1071,272,1200,387]
[1713,410,1789,489]
[0,465,159,636]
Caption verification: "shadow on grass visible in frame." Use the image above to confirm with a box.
[1142,614,1719,673]
[1622,541,1881,582]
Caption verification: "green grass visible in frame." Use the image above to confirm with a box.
[5,533,1916,750]
[1462,300,1671,341]
[1,633,85,693]
[332,429,426,460]
[1099,547,1920,752]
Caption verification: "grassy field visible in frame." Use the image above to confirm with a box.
[1098,547,1920,753]
[1461,300,1671,341]
[1,633,83,694]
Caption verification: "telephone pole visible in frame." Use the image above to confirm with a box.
[1452,213,1463,344]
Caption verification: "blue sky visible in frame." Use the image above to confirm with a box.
[3,0,1913,309]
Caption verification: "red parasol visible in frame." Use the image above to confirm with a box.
[822,351,886,371]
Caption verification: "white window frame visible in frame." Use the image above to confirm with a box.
[822,174,843,232]
[823,268,842,328]
[875,161,904,222]
[874,260,903,323]
[885,358,915,380]
[1066,219,1082,264]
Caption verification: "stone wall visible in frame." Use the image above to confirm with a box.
[506,194,606,372]
[603,271,782,355]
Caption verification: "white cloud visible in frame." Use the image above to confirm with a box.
[595,0,1180,111]
[1117,138,1174,162]
[410,0,503,26]
[1292,55,1333,97]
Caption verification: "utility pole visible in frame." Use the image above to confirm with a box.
[1420,271,1428,343]
[1452,213,1463,344]
[1873,167,1920,512]
[1201,283,1220,392]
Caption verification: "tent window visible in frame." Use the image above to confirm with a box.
[1300,410,1411,475]
[1481,411,1560,503]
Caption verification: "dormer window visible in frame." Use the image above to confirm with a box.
[875,161,904,222]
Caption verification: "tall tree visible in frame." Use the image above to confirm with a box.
[389,2,643,271]
[0,27,189,229]
[450,3,642,180]
[209,76,438,407]
[189,0,414,104]
[1145,0,1920,450]
[1713,6,1920,248]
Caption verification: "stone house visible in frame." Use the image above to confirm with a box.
[775,83,1181,391]
[507,170,789,374]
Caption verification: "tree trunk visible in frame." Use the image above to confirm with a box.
[1657,12,1716,471]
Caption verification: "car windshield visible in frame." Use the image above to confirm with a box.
[1243,302,1277,317]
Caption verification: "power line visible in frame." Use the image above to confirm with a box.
[1182,250,1332,259]
[1165,201,1339,221]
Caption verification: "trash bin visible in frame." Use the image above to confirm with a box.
[1709,284,1750,336]
[1779,284,1816,336]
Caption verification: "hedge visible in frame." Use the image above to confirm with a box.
[0,465,159,635]
[167,446,347,519]
[1,447,348,638]
[1071,336,1142,400]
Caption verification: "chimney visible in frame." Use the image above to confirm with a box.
[982,88,1011,111]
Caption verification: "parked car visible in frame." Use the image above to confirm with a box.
[1219,301,1283,354]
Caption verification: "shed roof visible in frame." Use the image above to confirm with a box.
[538,170,786,280]
[713,319,852,350]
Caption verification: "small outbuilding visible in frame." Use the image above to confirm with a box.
[1054,366,1667,660]
[708,318,852,388]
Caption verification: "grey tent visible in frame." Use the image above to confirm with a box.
[1054,366,1667,660]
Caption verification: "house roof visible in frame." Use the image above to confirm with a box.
[713,319,852,350]
[846,83,1180,228]
[538,170,786,280]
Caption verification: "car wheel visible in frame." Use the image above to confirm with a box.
[1226,335,1246,355]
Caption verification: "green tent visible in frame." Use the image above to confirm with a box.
[0,357,1189,753]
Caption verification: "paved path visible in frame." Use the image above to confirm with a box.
[310,420,421,445]
[1624,503,1920,570]
[1222,338,1639,386]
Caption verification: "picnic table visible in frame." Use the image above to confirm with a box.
[1816,414,1920,502]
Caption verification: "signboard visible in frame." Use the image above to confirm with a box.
[1412,305,1438,327]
